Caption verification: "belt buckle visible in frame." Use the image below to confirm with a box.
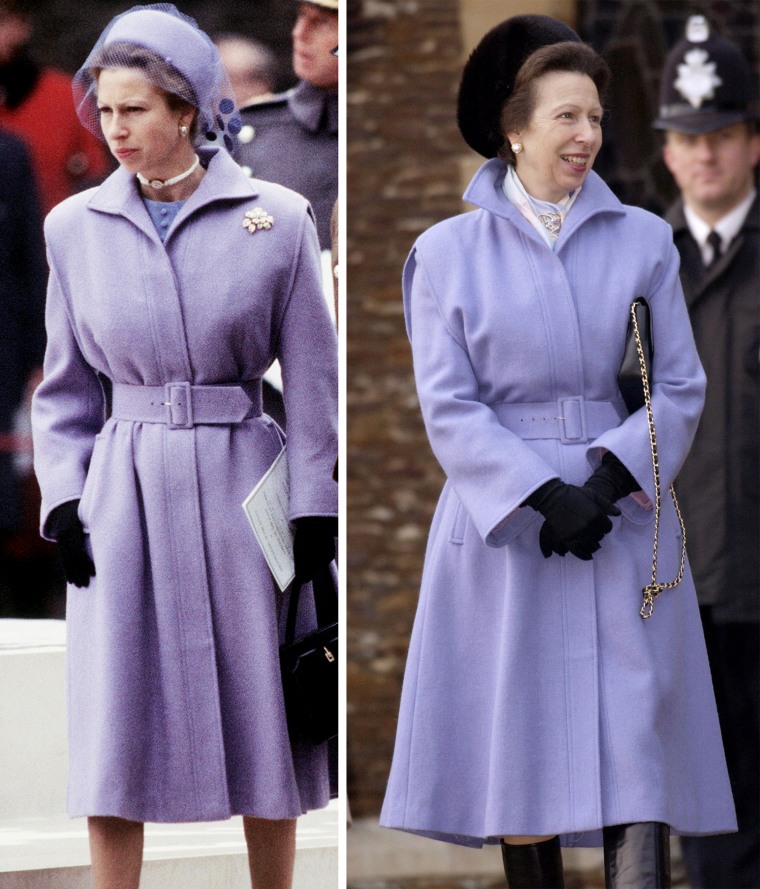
[164,382,194,429]
[558,396,587,443]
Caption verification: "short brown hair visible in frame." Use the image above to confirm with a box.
[498,41,610,165]
[91,42,199,138]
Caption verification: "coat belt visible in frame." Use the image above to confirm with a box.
[111,381,262,429]
[489,397,621,444]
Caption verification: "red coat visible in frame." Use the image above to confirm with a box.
[0,68,109,214]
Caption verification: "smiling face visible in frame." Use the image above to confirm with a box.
[506,70,603,203]
[96,67,196,182]
[663,123,760,225]
[292,3,338,89]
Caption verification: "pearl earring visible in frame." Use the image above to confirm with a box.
[511,142,522,154]
[180,123,188,137]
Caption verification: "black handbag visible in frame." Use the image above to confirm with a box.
[279,565,338,744]
[618,296,653,414]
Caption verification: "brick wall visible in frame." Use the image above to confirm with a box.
[346,0,465,815]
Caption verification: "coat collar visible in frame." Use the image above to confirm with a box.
[463,158,626,250]
[87,147,259,241]
[287,80,338,134]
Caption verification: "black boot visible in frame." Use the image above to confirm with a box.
[500,836,565,888]
[603,822,671,889]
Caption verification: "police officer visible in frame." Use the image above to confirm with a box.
[236,0,337,250]
[653,16,760,889]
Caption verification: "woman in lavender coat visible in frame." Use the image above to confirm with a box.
[380,17,735,889]
[30,6,337,888]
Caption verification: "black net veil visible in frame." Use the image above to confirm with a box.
[73,3,242,151]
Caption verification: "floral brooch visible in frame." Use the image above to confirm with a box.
[243,207,274,234]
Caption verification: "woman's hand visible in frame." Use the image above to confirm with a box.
[583,452,640,503]
[46,500,96,588]
[525,479,620,561]
[292,516,337,582]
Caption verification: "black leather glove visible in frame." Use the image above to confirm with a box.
[537,520,570,559]
[46,500,96,588]
[583,452,640,503]
[293,516,337,582]
[525,478,620,561]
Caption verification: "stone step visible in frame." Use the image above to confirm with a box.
[0,618,340,887]
[0,619,67,819]
[347,817,689,889]
[0,803,339,888]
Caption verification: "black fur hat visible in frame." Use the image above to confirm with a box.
[457,15,581,158]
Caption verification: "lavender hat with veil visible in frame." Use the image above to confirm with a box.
[73,3,242,151]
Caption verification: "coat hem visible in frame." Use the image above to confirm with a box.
[379,818,738,850]
[66,797,332,824]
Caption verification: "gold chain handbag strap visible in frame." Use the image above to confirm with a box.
[630,301,687,618]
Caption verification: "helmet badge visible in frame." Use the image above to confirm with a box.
[674,48,723,109]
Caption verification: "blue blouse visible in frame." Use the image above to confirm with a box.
[143,198,185,242]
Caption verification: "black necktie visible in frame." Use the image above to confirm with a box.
[707,230,722,267]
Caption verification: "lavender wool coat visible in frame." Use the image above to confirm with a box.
[380,159,736,848]
[32,147,338,823]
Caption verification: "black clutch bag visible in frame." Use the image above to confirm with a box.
[279,565,338,744]
[618,296,653,414]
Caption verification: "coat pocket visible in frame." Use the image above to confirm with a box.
[77,432,107,532]
[617,492,655,526]
[485,506,540,548]
[261,414,286,452]
[449,496,468,545]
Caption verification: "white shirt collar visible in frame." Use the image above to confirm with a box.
[683,188,756,266]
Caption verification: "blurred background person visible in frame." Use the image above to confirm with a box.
[0,124,46,616]
[214,33,279,106]
[0,0,111,619]
[653,16,760,889]
[0,0,109,214]
[236,0,338,250]
[232,0,338,426]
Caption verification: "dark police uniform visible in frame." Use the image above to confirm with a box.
[654,16,759,889]
[237,81,337,250]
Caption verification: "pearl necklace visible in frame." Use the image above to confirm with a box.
[137,154,199,190]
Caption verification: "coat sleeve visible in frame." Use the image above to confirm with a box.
[275,209,338,520]
[589,240,706,504]
[31,248,106,538]
[404,245,559,547]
